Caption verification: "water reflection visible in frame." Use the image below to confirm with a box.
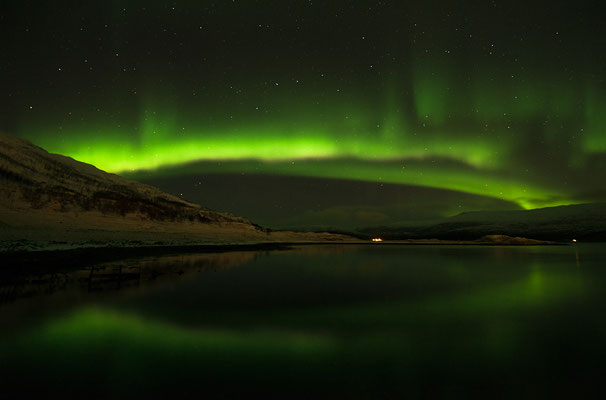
[0,244,604,397]
[0,251,262,303]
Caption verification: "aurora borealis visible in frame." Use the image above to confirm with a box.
[2,1,606,224]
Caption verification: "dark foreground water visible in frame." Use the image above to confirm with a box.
[1,244,605,398]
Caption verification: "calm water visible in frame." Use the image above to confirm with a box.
[1,244,605,398]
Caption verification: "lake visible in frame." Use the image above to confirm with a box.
[1,243,605,398]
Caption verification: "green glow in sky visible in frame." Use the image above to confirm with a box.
[124,158,567,210]
[7,2,606,211]
[23,81,595,210]
[22,100,589,210]
[35,125,505,172]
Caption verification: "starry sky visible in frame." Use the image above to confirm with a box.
[2,1,606,228]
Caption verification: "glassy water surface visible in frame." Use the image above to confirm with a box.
[1,244,605,398]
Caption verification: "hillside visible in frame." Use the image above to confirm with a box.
[0,134,252,224]
[0,133,353,250]
[360,203,606,241]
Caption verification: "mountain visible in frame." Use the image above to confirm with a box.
[359,203,606,241]
[0,133,353,250]
[0,134,250,224]
[126,171,522,231]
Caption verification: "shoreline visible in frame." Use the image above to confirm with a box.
[1,237,570,272]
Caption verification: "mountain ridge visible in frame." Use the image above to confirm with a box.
[0,133,250,225]
[0,133,354,250]
[359,203,606,241]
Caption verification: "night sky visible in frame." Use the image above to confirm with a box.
[2,1,606,227]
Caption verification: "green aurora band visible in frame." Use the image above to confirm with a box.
[23,74,606,210]
[7,2,606,210]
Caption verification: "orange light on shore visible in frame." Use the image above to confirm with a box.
[371,238,383,242]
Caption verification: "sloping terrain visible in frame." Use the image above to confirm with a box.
[360,203,606,241]
[0,133,249,224]
[0,133,353,249]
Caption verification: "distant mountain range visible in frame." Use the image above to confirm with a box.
[2,132,603,247]
[358,203,606,241]
[0,133,351,250]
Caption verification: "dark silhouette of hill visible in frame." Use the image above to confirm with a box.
[0,133,353,250]
[358,203,606,241]
[0,132,251,225]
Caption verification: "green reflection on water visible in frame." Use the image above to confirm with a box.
[0,245,602,397]
[2,307,338,395]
